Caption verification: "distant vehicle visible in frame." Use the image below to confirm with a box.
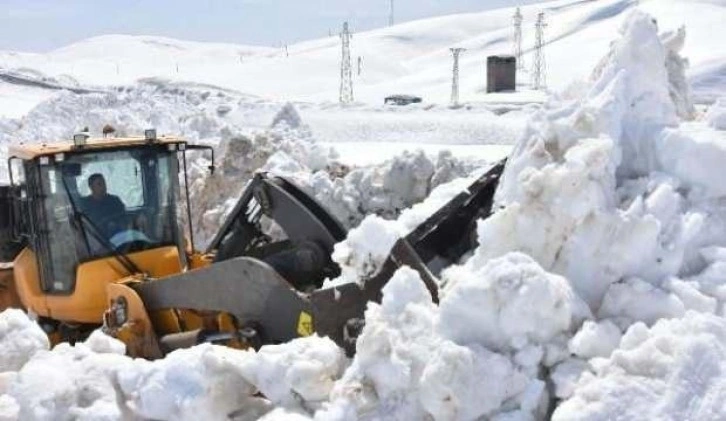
[384,94,422,106]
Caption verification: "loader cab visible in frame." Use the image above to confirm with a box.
[6,135,194,297]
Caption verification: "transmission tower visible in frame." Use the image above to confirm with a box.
[389,0,395,26]
[532,12,547,90]
[450,48,466,106]
[339,22,354,103]
[513,7,524,71]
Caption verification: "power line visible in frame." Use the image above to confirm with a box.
[450,48,466,106]
[389,0,395,26]
[339,22,354,104]
[513,7,524,71]
[532,12,547,90]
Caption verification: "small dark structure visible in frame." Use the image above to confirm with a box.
[384,94,422,106]
[102,124,116,138]
[486,55,516,93]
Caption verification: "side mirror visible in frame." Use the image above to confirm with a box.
[185,144,216,175]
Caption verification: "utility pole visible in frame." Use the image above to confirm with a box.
[389,0,395,26]
[532,12,547,90]
[513,7,524,71]
[340,22,354,104]
[450,48,466,106]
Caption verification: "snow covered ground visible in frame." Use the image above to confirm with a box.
[2,0,726,420]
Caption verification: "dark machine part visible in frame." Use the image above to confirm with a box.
[209,174,347,258]
[135,160,505,355]
[487,56,516,93]
[137,256,315,345]
[0,185,24,262]
[311,159,506,353]
[207,174,346,288]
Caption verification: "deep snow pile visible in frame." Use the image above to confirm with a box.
[0,254,582,421]
[554,311,726,420]
[471,10,726,419]
[0,80,245,185]
[328,173,482,286]
[0,309,48,373]
[316,260,582,420]
[323,9,726,420]
[189,106,474,247]
[706,97,726,130]
[0,78,477,249]
[0,309,347,420]
[0,81,245,146]
[485,10,699,309]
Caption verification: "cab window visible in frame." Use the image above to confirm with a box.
[36,146,183,294]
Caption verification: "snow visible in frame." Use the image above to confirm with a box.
[553,311,726,421]
[706,97,726,130]
[439,252,586,352]
[567,320,622,360]
[0,309,346,420]
[327,171,487,286]
[320,266,541,420]
[0,309,49,372]
[1,0,725,112]
[188,114,488,248]
[474,11,708,313]
[2,0,726,420]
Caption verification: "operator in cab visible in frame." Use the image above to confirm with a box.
[80,173,127,237]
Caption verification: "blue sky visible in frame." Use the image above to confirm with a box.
[0,0,543,51]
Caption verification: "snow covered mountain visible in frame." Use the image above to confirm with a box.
[1,0,725,116]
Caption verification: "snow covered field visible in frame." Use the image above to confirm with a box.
[2,0,726,419]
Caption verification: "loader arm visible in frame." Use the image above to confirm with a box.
[106,160,505,357]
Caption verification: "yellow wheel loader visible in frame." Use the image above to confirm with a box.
[0,131,504,357]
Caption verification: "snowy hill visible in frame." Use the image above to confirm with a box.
[1,0,725,116]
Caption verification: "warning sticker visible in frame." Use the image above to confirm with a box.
[297,311,314,337]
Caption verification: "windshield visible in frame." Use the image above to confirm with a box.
[39,146,182,293]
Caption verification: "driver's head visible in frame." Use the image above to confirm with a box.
[88,173,107,199]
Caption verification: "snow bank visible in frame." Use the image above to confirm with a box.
[9,331,131,420]
[554,311,726,420]
[567,320,622,360]
[478,11,712,312]
[472,9,726,419]
[328,172,481,286]
[189,109,473,247]
[440,253,587,353]
[0,309,347,420]
[706,97,726,130]
[319,265,546,421]
[0,79,477,249]
[120,336,345,420]
[0,309,49,373]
